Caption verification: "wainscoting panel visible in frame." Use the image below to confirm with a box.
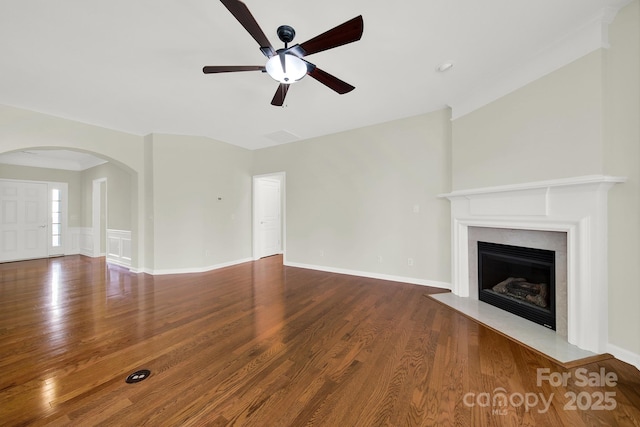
[106,229,131,268]
[76,227,94,257]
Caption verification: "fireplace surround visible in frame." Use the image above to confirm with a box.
[440,175,625,354]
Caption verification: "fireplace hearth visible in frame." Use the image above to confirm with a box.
[478,241,555,330]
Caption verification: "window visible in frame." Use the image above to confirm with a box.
[51,188,62,248]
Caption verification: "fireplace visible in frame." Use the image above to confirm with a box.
[440,175,625,354]
[478,241,555,330]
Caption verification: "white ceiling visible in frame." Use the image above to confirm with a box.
[0,0,630,151]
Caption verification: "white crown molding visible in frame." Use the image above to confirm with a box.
[439,175,627,199]
[449,4,631,121]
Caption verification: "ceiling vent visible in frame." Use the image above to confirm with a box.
[264,130,301,144]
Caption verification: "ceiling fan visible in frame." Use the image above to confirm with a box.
[203,0,364,106]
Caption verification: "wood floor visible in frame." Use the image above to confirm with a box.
[1,255,639,426]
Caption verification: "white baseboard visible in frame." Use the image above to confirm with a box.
[607,343,640,371]
[70,227,95,257]
[284,261,451,290]
[106,257,132,269]
[254,251,284,261]
[67,226,86,256]
[133,258,451,292]
[142,257,254,276]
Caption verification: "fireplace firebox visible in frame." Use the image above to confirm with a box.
[478,241,555,330]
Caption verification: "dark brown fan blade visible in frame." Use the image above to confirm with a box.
[220,0,275,57]
[297,15,363,57]
[271,83,290,106]
[307,67,355,94]
[203,65,265,73]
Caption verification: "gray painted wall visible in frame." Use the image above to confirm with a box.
[253,110,452,285]
[148,133,253,271]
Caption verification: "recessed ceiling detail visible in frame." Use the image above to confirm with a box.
[0,150,107,171]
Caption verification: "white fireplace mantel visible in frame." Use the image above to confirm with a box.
[439,175,626,354]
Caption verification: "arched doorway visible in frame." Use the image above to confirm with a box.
[0,148,139,268]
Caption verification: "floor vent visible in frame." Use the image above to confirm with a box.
[125,369,151,383]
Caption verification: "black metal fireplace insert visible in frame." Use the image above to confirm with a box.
[478,241,556,330]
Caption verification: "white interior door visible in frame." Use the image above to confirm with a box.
[0,180,48,262]
[256,178,281,258]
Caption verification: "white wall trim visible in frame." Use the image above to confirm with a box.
[67,226,82,255]
[135,256,451,289]
[138,257,254,276]
[106,229,132,268]
[284,261,451,290]
[449,5,630,120]
[77,227,94,257]
[92,178,107,258]
[607,343,640,371]
[440,174,626,198]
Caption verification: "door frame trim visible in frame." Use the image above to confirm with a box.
[92,178,107,257]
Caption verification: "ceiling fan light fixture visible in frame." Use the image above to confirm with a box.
[265,54,307,83]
